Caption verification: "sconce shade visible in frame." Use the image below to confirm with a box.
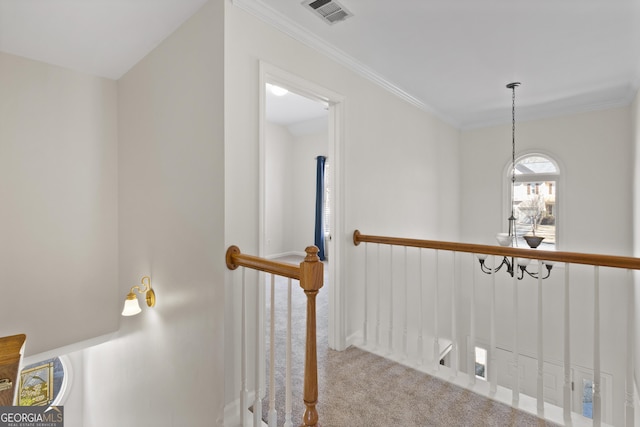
[122,292,142,316]
[121,276,155,317]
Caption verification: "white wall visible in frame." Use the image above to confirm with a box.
[0,52,119,356]
[461,107,633,255]
[224,3,460,404]
[264,122,293,257]
[460,107,633,425]
[80,2,226,426]
[264,122,328,258]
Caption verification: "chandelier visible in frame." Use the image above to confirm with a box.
[477,82,553,280]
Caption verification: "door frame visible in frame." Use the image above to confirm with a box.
[258,61,347,350]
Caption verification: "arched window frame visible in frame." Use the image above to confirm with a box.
[504,151,562,249]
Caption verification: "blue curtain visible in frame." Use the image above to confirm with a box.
[314,156,326,261]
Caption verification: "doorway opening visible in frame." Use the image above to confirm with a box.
[259,62,345,350]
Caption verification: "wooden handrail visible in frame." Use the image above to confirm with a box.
[226,245,301,279]
[353,230,640,270]
[225,245,323,427]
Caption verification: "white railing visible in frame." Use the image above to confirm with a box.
[226,245,323,427]
[353,230,639,426]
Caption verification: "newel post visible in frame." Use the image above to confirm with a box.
[299,246,324,427]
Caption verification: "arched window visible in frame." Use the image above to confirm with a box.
[510,154,559,249]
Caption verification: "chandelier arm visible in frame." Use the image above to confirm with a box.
[521,266,541,280]
[478,260,495,275]
[478,257,511,275]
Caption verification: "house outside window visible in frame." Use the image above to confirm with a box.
[510,154,559,249]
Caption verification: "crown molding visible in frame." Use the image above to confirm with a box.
[230,0,457,127]
[461,92,636,131]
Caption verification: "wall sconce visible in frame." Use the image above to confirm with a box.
[121,276,156,316]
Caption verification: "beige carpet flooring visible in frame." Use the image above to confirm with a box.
[260,255,559,426]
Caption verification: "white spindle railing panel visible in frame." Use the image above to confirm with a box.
[403,246,409,360]
[624,270,636,427]
[625,270,634,427]
[268,274,277,426]
[363,243,369,347]
[376,244,381,351]
[490,256,497,395]
[563,263,571,423]
[388,245,394,353]
[451,252,458,376]
[237,270,307,427]
[227,245,324,427]
[351,231,640,427]
[240,269,248,427]
[417,248,425,366]
[284,278,293,427]
[469,253,476,387]
[254,276,263,426]
[536,260,544,416]
[594,266,601,426]
[433,250,440,372]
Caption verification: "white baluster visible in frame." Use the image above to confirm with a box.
[403,246,408,360]
[240,269,248,426]
[376,244,381,351]
[512,262,519,405]
[451,252,458,376]
[490,256,496,394]
[254,275,263,426]
[563,263,571,423]
[537,260,544,416]
[625,269,635,427]
[363,242,369,346]
[593,266,601,426]
[417,249,424,366]
[469,253,476,387]
[268,275,277,426]
[388,245,394,354]
[433,250,440,371]
[284,278,293,427]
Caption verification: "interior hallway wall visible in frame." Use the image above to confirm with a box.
[264,121,328,258]
[0,51,119,356]
[81,2,226,426]
[264,121,294,257]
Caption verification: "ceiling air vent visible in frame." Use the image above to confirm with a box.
[303,0,353,25]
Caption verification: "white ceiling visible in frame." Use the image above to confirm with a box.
[0,0,208,80]
[265,85,328,129]
[2,0,639,129]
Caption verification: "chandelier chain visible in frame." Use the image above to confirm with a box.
[511,85,516,185]
[507,82,520,242]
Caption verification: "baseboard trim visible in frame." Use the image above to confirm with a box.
[224,392,268,427]
[346,330,362,348]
